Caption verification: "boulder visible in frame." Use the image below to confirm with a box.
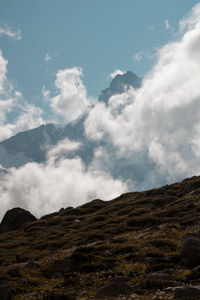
[8,268,21,278]
[180,236,200,267]
[146,270,176,288]
[44,289,76,300]
[16,254,29,263]
[95,280,134,298]
[187,265,200,280]
[24,260,39,270]
[0,284,13,300]
[0,207,36,233]
[174,286,200,299]
[51,258,73,274]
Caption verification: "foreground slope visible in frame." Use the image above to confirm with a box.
[1,176,200,299]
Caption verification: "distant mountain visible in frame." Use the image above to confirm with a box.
[0,114,96,169]
[98,71,142,103]
[0,123,64,168]
[0,71,142,170]
[0,71,157,190]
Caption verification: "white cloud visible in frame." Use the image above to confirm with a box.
[110,69,125,79]
[44,53,52,62]
[134,52,143,63]
[0,138,127,219]
[165,20,170,30]
[0,50,8,94]
[48,67,91,123]
[0,26,22,40]
[149,26,154,32]
[0,104,44,142]
[47,138,82,163]
[85,2,200,183]
[42,86,50,101]
[0,50,44,141]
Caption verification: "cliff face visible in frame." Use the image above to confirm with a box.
[1,175,200,299]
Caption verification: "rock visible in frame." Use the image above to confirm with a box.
[180,236,200,267]
[16,254,29,263]
[146,272,171,281]
[0,207,36,233]
[0,284,13,300]
[44,289,76,300]
[187,265,200,280]
[146,270,176,288]
[8,268,21,277]
[174,286,200,299]
[95,281,134,298]
[24,260,39,270]
[51,258,73,274]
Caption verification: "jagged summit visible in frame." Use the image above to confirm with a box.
[98,71,142,103]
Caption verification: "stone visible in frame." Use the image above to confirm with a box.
[95,281,134,298]
[180,236,200,267]
[174,286,200,299]
[16,254,29,263]
[8,268,21,278]
[187,265,200,280]
[146,270,176,288]
[44,289,76,300]
[24,260,39,270]
[51,258,73,274]
[0,284,13,300]
[0,207,36,233]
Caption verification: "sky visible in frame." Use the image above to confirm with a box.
[0,0,199,104]
[1,1,200,218]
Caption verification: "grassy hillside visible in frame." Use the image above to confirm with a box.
[1,176,200,299]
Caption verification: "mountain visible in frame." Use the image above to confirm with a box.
[0,123,64,168]
[0,71,144,172]
[0,71,170,190]
[99,71,142,103]
[0,175,200,299]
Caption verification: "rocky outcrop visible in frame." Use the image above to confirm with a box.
[0,284,13,300]
[180,236,200,267]
[174,286,200,299]
[95,279,134,298]
[145,269,176,287]
[0,207,36,233]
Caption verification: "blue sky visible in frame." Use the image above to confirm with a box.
[0,0,199,106]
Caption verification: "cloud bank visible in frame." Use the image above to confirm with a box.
[85,2,200,183]
[0,139,127,219]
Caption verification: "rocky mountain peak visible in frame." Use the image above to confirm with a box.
[98,71,142,103]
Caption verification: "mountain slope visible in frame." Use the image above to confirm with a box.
[0,123,64,168]
[0,71,143,174]
[0,175,200,299]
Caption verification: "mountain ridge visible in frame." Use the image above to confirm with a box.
[0,70,141,169]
